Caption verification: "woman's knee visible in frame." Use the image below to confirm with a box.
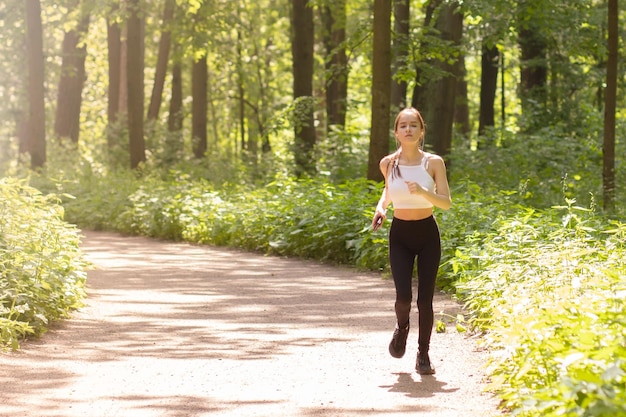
[395,297,412,307]
[416,296,433,312]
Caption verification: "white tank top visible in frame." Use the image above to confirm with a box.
[387,154,435,209]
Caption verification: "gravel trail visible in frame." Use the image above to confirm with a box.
[0,231,502,417]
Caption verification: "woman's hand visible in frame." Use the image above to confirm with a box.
[372,210,386,231]
[405,181,427,195]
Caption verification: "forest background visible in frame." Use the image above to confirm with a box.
[1,0,625,416]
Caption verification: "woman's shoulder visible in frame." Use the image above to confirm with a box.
[424,153,447,178]
[423,151,442,160]
[424,152,446,165]
[379,152,399,167]
[379,152,399,178]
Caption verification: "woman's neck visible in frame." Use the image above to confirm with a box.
[399,147,423,164]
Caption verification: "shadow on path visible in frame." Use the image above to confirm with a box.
[0,231,500,417]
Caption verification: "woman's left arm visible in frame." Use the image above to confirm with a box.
[428,156,451,210]
[406,156,451,210]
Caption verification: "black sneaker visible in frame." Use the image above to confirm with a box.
[388,322,410,358]
[416,351,436,375]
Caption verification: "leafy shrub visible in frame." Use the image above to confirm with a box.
[436,180,527,290]
[448,125,624,211]
[115,175,389,268]
[56,166,507,279]
[454,200,626,416]
[0,178,88,349]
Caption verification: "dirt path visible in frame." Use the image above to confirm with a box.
[1,231,501,417]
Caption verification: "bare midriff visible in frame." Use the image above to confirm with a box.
[393,207,434,221]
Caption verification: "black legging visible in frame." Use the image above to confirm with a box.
[389,216,441,354]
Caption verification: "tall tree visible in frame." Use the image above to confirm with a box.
[367,0,392,182]
[602,0,617,212]
[127,0,146,169]
[432,1,463,157]
[249,36,273,156]
[478,42,499,141]
[147,0,175,121]
[237,15,246,152]
[192,56,208,158]
[321,0,348,130]
[411,0,463,157]
[517,0,547,123]
[390,0,409,113]
[411,0,436,114]
[106,2,122,150]
[25,0,46,169]
[167,61,183,134]
[454,52,470,138]
[165,59,183,163]
[118,23,128,115]
[54,1,90,143]
[291,0,316,177]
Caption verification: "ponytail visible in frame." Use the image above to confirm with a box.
[389,149,402,180]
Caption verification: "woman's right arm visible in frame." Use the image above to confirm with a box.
[372,157,392,230]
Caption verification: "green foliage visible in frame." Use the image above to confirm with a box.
[0,178,88,350]
[436,180,523,290]
[26,143,140,232]
[14,125,626,413]
[317,125,370,181]
[453,199,626,416]
[33,142,393,269]
[448,121,624,210]
[69,170,390,269]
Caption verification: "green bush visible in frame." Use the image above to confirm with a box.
[454,200,626,416]
[54,165,487,278]
[0,178,88,350]
[114,175,389,268]
[448,124,625,211]
[49,165,395,270]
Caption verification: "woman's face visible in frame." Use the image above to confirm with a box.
[394,111,423,147]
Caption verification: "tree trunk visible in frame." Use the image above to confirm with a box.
[147,0,175,121]
[367,0,392,182]
[390,0,409,113]
[168,61,183,133]
[247,38,271,158]
[118,23,128,115]
[478,42,499,141]
[519,26,547,109]
[127,0,145,169]
[602,0,617,212]
[291,0,316,177]
[165,60,183,163]
[431,2,462,157]
[25,0,46,169]
[256,38,272,154]
[321,0,348,130]
[411,0,437,113]
[192,56,208,158]
[454,52,470,138]
[412,1,462,157]
[106,7,121,149]
[518,1,547,121]
[237,26,246,152]
[55,3,90,143]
